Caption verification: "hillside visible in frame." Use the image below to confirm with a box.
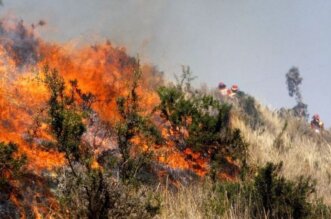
[0,18,331,219]
[159,95,331,218]
[233,101,331,205]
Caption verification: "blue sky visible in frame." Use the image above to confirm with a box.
[2,0,331,126]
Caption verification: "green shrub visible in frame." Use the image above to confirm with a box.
[207,162,330,219]
[253,162,316,219]
[238,94,264,130]
[156,67,248,180]
[115,60,162,183]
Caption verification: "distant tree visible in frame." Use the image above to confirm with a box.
[286,67,309,119]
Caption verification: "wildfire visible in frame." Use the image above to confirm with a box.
[0,14,242,219]
[0,18,161,172]
[0,17,211,179]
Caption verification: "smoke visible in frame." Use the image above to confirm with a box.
[286,67,308,119]
[0,18,40,67]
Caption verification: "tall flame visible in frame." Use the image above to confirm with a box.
[0,17,209,177]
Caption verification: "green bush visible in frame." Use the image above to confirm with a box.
[115,60,162,183]
[253,162,315,219]
[237,94,264,130]
[208,162,331,219]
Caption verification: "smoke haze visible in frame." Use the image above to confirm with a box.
[1,0,331,126]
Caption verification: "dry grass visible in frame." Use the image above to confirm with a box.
[157,185,206,219]
[157,183,253,219]
[231,105,331,205]
[158,100,331,218]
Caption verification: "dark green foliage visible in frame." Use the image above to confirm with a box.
[83,170,111,219]
[310,199,331,219]
[44,66,112,219]
[208,162,330,219]
[156,67,248,179]
[253,162,316,219]
[45,67,88,164]
[0,142,26,199]
[238,95,264,130]
[157,69,232,152]
[210,180,254,217]
[44,63,163,218]
[106,184,161,219]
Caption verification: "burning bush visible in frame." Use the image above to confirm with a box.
[115,60,162,183]
[43,63,163,218]
[43,67,112,218]
[0,142,26,200]
[0,142,26,218]
[156,67,248,180]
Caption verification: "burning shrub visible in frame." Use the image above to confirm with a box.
[115,60,162,183]
[44,67,113,218]
[156,67,247,180]
[0,141,26,200]
[43,63,163,218]
[0,142,26,219]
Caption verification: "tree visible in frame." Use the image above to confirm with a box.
[44,66,111,219]
[44,64,160,218]
[116,59,162,183]
[286,67,309,119]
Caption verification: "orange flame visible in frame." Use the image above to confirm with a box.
[0,19,208,178]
